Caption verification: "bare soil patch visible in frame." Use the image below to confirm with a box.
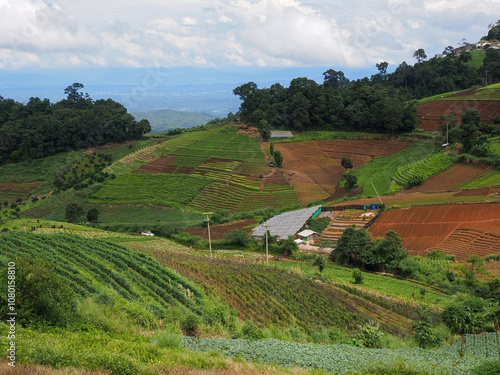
[136,155,177,174]
[401,164,487,194]
[276,139,412,205]
[368,203,500,260]
[418,100,500,132]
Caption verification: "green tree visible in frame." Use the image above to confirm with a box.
[333,227,374,266]
[313,254,326,275]
[0,256,76,326]
[342,173,358,193]
[341,157,353,170]
[413,48,427,63]
[442,298,488,334]
[456,254,487,287]
[259,122,271,142]
[87,208,99,223]
[273,149,283,168]
[365,230,407,271]
[223,229,249,247]
[352,268,363,284]
[65,203,85,223]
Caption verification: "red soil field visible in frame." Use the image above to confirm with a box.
[369,203,500,260]
[276,139,413,205]
[183,219,257,240]
[401,164,487,194]
[418,99,500,132]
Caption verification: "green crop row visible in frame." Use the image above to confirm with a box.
[183,333,495,375]
[393,153,457,187]
[89,173,214,207]
[0,232,205,314]
[351,143,437,197]
[457,170,500,189]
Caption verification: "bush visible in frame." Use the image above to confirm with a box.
[241,320,265,340]
[353,268,363,284]
[406,175,424,188]
[181,313,200,336]
[358,325,382,348]
[155,333,183,349]
[0,257,76,326]
[470,360,500,375]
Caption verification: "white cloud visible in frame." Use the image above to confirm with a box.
[0,0,499,70]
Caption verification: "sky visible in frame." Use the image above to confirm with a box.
[0,0,499,113]
[0,0,498,71]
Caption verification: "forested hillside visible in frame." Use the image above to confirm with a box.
[0,83,151,165]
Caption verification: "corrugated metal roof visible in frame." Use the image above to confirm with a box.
[297,229,317,237]
[251,206,321,240]
[270,131,293,138]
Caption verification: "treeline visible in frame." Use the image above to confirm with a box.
[234,22,500,133]
[233,73,418,134]
[0,83,151,164]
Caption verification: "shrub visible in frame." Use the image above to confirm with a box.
[358,325,382,348]
[406,175,424,188]
[155,333,183,349]
[353,268,363,284]
[181,313,200,336]
[242,320,265,340]
[0,257,76,326]
[470,360,500,375]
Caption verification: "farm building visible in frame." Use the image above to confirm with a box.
[252,206,321,240]
[270,131,293,139]
[296,229,318,245]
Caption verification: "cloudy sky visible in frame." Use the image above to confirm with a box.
[0,0,498,71]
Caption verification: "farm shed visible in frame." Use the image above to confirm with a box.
[270,131,293,139]
[252,206,321,240]
[296,229,318,245]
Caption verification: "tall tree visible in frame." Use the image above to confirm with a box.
[413,49,427,63]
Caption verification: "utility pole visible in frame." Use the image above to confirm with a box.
[370,180,383,205]
[264,224,269,266]
[203,212,213,259]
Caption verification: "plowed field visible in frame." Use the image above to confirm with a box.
[275,139,413,205]
[418,99,500,132]
[368,203,500,260]
[401,164,487,194]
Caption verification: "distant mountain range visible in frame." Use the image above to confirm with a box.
[132,108,216,133]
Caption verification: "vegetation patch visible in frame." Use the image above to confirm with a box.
[89,173,213,208]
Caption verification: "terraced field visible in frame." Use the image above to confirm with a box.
[0,182,40,203]
[417,85,500,132]
[369,203,500,260]
[275,139,414,205]
[392,153,457,187]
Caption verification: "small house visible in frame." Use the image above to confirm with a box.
[296,229,318,245]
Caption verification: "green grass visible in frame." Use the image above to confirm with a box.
[466,49,486,69]
[487,137,500,156]
[89,173,214,208]
[456,170,500,189]
[349,143,436,197]
[417,89,471,105]
[274,130,390,143]
[272,261,455,308]
[442,82,500,101]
